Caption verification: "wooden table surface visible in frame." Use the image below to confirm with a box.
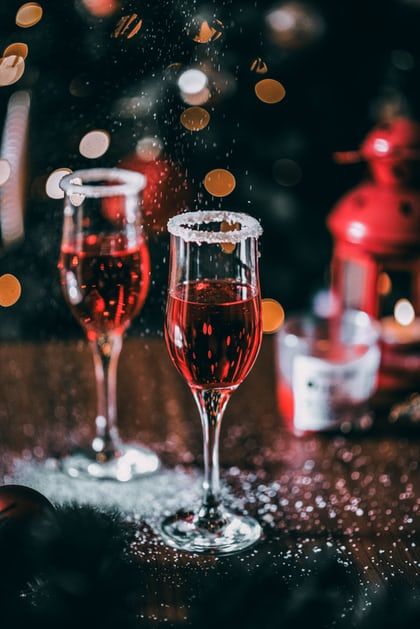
[0,337,419,625]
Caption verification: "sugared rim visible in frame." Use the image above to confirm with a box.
[60,168,146,198]
[167,210,263,243]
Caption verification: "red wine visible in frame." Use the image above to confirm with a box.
[165,279,262,389]
[59,234,150,339]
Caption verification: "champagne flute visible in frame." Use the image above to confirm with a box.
[58,168,160,480]
[161,210,263,554]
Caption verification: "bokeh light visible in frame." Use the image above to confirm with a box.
[250,57,268,74]
[394,299,415,326]
[273,159,302,186]
[45,168,72,199]
[69,176,85,207]
[113,14,143,39]
[0,159,12,186]
[79,130,110,159]
[82,0,119,18]
[0,274,22,307]
[255,79,286,104]
[69,74,92,98]
[266,2,325,50]
[220,220,240,254]
[312,289,338,318]
[0,55,25,87]
[377,272,392,296]
[3,43,29,60]
[136,137,163,161]
[262,298,285,334]
[204,169,236,197]
[16,3,43,28]
[180,106,210,131]
[166,62,182,74]
[391,49,414,71]
[178,69,208,95]
[192,19,224,43]
[181,86,211,106]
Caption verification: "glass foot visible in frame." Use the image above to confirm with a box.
[160,509,262,555]
[61,443,160,481]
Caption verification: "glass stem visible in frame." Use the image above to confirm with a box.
[90,333,123,460]
[193,389,231,524]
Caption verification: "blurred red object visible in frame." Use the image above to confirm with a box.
[82,0,119,17]
[120,154,190,234]
[329,117,420,394]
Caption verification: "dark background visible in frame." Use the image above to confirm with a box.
[1,0,420,340]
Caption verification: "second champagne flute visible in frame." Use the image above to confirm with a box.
[58,168,160,480]
[161,210,263,554]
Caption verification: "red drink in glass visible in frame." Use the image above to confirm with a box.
[57,167,159,481]
[160,210,263,554]
[165,279,262,390]
[59,234,150,340]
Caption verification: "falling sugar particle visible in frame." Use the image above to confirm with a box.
[180,106,210,131]
[204,168,236,197]
[16,3,43,28]
[255,78,286,104]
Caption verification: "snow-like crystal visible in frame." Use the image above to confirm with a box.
[7,459,202,528]
[60,168,146,198]
[167,211,263,243]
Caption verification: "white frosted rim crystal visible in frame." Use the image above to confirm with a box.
[60,168,146,198]
[167,211,263,243]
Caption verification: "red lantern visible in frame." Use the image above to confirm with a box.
[328,117,420,394]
